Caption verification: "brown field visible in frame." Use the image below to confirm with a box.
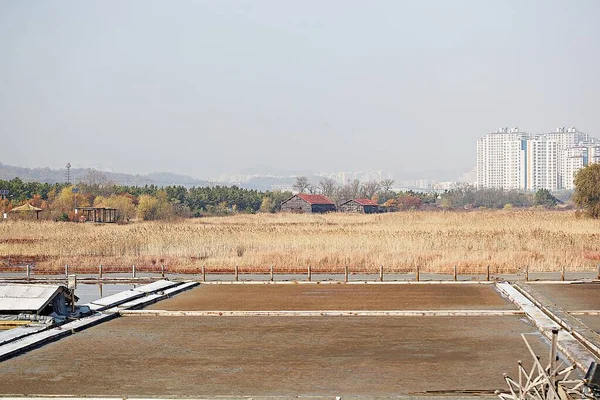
[150,284,516,311]
[0,210,599,273]
[0,315,547,396]
[529,283,600,311]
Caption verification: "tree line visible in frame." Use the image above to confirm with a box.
[0,176,292,221]
[1,163,599,220]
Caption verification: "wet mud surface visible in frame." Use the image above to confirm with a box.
[577,316,600,334]
[0,315,546,396]
[149,284,516,311]
[531,283,600,311]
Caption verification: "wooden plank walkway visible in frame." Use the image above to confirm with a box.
[495,282,600,371]
[514,282,600,358]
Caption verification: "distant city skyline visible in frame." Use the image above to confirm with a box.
[477,126,599,191]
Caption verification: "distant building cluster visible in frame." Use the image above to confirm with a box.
[395,180,461,192]
[314,170,390,185]
[477,127,600,191]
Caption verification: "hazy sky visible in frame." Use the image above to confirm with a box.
[1,1,599,179]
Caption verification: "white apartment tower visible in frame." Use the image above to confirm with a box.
[477,127,598,191]
[477,127,527,190]
[525,138,558,190]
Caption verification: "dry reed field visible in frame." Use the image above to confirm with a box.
[0,210,599,274]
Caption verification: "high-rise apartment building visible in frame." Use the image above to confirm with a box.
[476,127,527,190]
[477,127,598,191]
[525,138,558,191]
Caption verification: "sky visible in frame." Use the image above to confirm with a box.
[1,0,600,180]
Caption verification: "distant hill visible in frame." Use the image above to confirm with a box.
[0,162,210,188]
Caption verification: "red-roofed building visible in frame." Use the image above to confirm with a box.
[339,198,379,214]
[281,193,336,213]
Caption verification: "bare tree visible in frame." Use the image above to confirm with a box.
[377,179,396,204]
[380,179,395,194]
[293,176,311,193]
[360,181,380,199]
[338,179,361,202]
[318,178,338,199]
[83,170,108,187]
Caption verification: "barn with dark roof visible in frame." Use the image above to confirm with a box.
[280,194,336,213]
[339,198,379,214]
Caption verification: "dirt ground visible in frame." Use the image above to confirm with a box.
[530,283,600,311]
[577,316,600,333]
[149,283,516,311]
[0,315,547,397]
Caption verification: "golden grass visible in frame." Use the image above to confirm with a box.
[0,210,599,274]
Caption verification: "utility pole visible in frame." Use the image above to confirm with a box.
[65,162,71,185]
[0,189,9,221]
[72,187,79,218]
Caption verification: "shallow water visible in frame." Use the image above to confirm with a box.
[74,283,138,304]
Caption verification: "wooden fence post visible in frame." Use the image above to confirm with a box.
[525,265,529,282]
[132,264,136,279]
[235,265,239,282]
[161,264,165,278]
[344,266,349,283]
[561,266,565,282]
[379,265,384,282]
[487,265,490,282]
[26,264,31,280]
[307,265,311,282]
[65,264,69,278]
[202,266,206,282]
[416,265,420,282]
[597,263,600,280]
[99,264,103,279]
[453,265,457,281]
[270,266,274,282]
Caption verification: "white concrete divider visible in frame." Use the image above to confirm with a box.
[0,280,199,362]
[119,309,526,317]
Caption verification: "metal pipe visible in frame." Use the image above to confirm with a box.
[550,329,559,391]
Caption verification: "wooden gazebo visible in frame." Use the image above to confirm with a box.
[10,203,43,220]
[76,207,117,223]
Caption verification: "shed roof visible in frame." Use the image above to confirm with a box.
[10,204,42,212]
[341,198,379,206]
[296,194,335,205]
[353,198,379,206]
[0,284,71,314]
